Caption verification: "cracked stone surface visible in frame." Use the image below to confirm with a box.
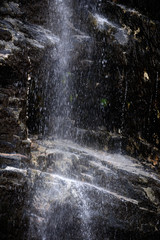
[1,139,160,239]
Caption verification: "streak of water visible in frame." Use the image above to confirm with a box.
[38,139,160,181]
[44,173,139,205]
[50,0,73,139]
[94,13,128,45]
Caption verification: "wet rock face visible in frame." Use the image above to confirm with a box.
[76,2,160,134]
[20,0,49,25]
[7,0,156,169]
[111,0,160,21]
[0,0,58,154]
[1,139,160,239]
[0,2,160,239]
[0,167,29,240]
[31,0,160,167]
[32,139,160,240]
[62,0,160,167]
[0,1,159,162]
[0,64,28,154]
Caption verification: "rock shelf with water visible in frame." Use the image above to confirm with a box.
[1,139,160,239]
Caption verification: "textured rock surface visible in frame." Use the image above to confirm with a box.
[72,1,160,151]
[111,0,160,21]
[1,139,160,239]
[0,167,28,240]
[0,2,159,161]
[24,0,160,168]
[0,1,160,239]
[0,0,58,155]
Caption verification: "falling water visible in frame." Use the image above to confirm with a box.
[29,1,94,239]
[50,0,73,139]
[26,1,160,240]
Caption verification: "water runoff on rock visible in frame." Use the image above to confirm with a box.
[27,139,160,240]
[27,1,160,240]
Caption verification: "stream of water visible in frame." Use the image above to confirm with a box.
[27,1,160,239]
[49,0,74,139]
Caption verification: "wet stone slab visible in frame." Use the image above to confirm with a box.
[1,139,159,239]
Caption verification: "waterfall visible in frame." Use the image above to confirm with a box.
[0,0,160,239]
[49,0,74,139]
[26,1,160,240]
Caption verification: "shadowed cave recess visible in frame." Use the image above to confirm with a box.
[0,0,160,240]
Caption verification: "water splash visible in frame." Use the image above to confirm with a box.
[93,13,128,45]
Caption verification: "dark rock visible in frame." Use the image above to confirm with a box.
[0,0,58,157]
[0,140,15,153]
[0,2,22,18]
[111,0,160,21]
[0,167,29,240]
[0,153,29,168]
[0,28,12,41]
